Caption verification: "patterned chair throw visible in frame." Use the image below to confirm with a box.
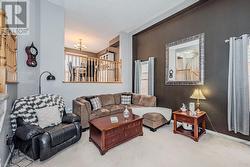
[10,94,65,133]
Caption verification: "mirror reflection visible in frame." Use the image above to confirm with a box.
[166,33,204,85]
[175,44,199,81]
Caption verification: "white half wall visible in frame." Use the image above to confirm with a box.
[17,0,40,97]
[40,1,132,110]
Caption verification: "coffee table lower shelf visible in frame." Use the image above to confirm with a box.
[174,126,206,141]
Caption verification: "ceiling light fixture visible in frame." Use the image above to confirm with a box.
[74,39,87,51]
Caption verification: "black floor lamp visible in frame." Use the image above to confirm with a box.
[39,71,56,94]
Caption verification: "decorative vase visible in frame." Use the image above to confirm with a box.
[123,106,130,119]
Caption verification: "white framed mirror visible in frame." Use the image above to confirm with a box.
[165,33,205,85]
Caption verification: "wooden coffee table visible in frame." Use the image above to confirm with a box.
[89,113,143,155]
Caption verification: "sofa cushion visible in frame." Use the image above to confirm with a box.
[127,104,143,109]
[99,94,115,106]
[113,93,122,104]
[132,94,142,105]
[46,124,76,147]
[16,124,44,141]
[103,105,125,113]
[138,95,156,107]
[90,109,111,120]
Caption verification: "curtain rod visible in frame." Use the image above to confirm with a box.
[225,34,250,43]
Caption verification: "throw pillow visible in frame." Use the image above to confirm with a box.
[113,93,122,104]
[90,97,102,111]
[132,94,142,105]
[99,94,115,106]
[121,95,132,105]
[138,95,156,107]
[36,105,62,129]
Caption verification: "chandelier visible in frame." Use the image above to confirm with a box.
[74,39,87,51]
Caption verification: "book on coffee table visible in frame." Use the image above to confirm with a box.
[110,116,118,123]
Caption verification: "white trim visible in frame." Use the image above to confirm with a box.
[4,145,14,167]
[206,130,250,146]
[128,0,199,35]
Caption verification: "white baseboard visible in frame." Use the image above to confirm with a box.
[169,120,250,145]
[4,145,14,167]
[206,130,250,146]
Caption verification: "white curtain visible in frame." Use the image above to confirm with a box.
[134,60,141,94]
[148,57,155,96]
[134,58,155,95]
[228,34,249,135]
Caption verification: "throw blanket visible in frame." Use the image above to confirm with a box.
[10,94,65,133]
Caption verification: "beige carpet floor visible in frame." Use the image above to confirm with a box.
[30,124,250,167]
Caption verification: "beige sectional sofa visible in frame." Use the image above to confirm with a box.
[73,92,156,129]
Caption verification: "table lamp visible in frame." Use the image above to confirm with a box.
[190,89,206,111]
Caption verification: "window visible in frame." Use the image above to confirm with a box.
[140,61,149,95]
[64,51,122,83]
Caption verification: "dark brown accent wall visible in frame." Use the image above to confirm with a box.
[133,0,250,140]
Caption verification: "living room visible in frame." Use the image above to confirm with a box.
[0,0,250,167]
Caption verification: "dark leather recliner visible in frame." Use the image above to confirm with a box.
[14,112,81,161]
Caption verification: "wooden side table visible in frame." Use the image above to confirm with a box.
[173,110,206,142]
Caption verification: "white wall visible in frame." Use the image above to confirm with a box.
[17,0,40,98]
[40,1,133,110]
[0,84,17,167]
[1,1,40,165]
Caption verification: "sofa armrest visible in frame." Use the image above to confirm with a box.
[62,113,80,123]
[73,122,82,138]
[73,99,92,129]
[39,132,52,161]
[15,124,44,141]
[150,96,157,107]
[39,122,82,161]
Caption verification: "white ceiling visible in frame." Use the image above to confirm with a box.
[48,0,198,53]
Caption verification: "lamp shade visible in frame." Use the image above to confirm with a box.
[46,74,56,80]
[190,89,206,100]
